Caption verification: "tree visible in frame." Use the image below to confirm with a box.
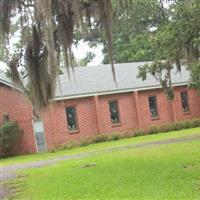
[103,0,166,64]
[0,0,199,112]
[0,36,4,60]
[0,0,119,112]
[79,52,95,66]
[137,0,200,98]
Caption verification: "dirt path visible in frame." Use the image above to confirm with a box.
[1,133,200,199]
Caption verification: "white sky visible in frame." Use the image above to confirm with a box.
[0,61,7,71]
[72,40,103,66]
[0,41,104,71]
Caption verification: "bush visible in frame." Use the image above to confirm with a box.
[58,141,78,151]
[107,133,121,141]
[133,129,145,137]
[53,118,200,153]
[79,138,93,147]
[147,125,159,135]
[92,135,108,143]
[144,118,200,135]
[0,122,22,157]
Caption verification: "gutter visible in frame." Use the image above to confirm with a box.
[0,76,188,102]
[52,82,188,101]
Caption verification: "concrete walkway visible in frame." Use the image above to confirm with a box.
[1,133,200,199]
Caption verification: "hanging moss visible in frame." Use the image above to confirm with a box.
[0,0,122,112]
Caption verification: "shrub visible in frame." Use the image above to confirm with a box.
[53,118,200,153]
[123,131,134,138]
[144,118,200,135]
[147,125,159,135]
[192,118,200,127]
[133,129,145,137]
[58,141,78,151]
[79,138,93,147]
[107,133,121,141]
[92,135,108,143]
[0,122,22,157]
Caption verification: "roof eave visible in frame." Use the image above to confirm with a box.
[0,79,14,88]
[52,82,188,102]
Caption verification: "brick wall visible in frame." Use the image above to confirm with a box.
[172,86,200,121]
[0,83,36,154]
[1,82,200,155]
[42,86,199,150]
[137,89,174,128]
[41,97,99,150]
[98,93,137,133]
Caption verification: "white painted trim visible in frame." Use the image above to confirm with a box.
[32,119,48,153]
[52,82,188,101]
[0,79,14,88]
[0,79,23,91]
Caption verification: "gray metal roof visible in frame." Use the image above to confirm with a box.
[0,70,14,87]
[54,62,189,99]
[0,62,190,100]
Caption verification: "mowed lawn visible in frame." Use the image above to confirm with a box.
[1,127,200,166]
[10,128,200,200]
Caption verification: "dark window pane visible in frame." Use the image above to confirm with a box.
[109,101,120,124]
[65,107,77,131]
[148,96,158,117]
[180,92,189,112]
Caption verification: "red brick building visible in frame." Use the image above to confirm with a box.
[0,62,200,154]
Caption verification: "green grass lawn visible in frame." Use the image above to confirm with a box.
[1,127,200,166]
[10,127,200,199]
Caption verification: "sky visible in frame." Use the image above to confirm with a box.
[72,40,103,66]
[0,40,103,72]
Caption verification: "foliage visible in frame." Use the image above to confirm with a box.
[1,0,200,110]
[1,127,200,166]
[137,60,174,99]
[0,36,5,60]
[0,121,21,157]
[189,63,200,94]
[145,118,200,135]
[0,0,123,111]
[79,52,95,66]
[137,0,200,98]
[103,0,166,64]
[54,118,200,151]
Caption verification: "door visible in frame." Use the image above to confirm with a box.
[33,120,47,152]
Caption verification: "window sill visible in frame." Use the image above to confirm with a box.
[151,117,160,121]
[183,111,191,115]
[111,123,121,127]
[69,130,79,134]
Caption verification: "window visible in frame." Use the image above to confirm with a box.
[180,91,189,112]
[65,107,78,131]
[148,95,158,118]
[109,101,120,124]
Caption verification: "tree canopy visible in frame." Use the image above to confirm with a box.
[102,0,166,64]
[101,0,200,99]
[0,0,118,111]
[0,0,199,113]
[137,0,200,98]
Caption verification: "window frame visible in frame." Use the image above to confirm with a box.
[180,91,190,113]
[148,95,159,119]
[108,100,121,126]
[65,106,79,133]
